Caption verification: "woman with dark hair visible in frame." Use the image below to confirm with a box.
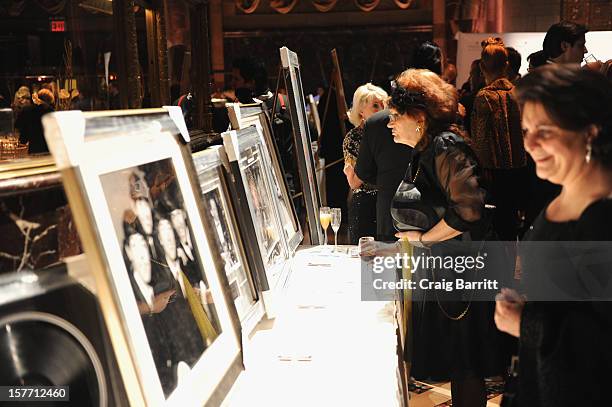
[382,69,508,407]
[527,50,548,73]
[412,41,443,75]
[495,65,612,407]
[472,37,527,241]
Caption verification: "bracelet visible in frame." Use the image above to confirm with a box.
[411,232,429,249]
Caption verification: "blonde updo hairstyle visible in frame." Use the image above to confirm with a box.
[391,69,462,150]
[348,83,388,127]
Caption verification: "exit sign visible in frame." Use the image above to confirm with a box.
[51,19,65,32]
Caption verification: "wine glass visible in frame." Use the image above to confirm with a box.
[331,208,341,252]
[319,206,331,246]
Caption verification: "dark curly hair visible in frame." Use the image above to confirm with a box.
[516,65,612,168]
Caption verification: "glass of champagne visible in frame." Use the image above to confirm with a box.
[319,206,331,246]
[331,208,341,252]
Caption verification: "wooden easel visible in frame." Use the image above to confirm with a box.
[319,48,349,172]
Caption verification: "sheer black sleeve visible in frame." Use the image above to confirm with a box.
[434,138,485,231]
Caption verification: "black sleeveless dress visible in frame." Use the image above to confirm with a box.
[391,132,511,380]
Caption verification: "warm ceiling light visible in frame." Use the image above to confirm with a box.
[79,0,113,15]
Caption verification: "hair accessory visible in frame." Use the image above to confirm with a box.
[389,87,426,114]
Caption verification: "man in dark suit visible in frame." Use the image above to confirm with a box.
[354,109,413,242]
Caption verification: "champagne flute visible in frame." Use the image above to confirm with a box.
[319,206,331,246]
[331,208,341,252]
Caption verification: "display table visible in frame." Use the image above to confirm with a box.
[223,246,402,406]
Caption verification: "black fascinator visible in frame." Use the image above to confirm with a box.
[389,86,426,114]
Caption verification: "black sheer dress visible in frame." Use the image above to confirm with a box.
[391,132,510,381]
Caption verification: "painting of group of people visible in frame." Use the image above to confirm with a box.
[100,158,221,397]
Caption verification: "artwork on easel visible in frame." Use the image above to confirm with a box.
[279,46,323,245]
[321,48,349,140]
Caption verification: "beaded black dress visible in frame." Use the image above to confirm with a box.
[343,125,377,244]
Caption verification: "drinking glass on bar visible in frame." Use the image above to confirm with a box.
[358,236,375,260]
[319,206,331,246]
[331,208,341,252]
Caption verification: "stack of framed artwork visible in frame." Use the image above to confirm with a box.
[42,107,243,406]
[226,102,302,254]
[191,146,266,337]
[30,46,325,406]
[221,125,292,297]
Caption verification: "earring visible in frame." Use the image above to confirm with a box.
[586,141,592,164]
[416,126,421,134]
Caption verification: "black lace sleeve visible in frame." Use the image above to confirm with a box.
[433,135,485,231]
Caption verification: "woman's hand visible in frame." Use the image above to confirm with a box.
[359,240,400,257]
[394,230,423,243]
[494,288,525,338]
[343,163,363,190]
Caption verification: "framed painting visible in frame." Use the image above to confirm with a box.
[226,103,303,255]
[42,108,242,406]
[221,126,288,292]
[192,146,265,336]
[279,46,323,245]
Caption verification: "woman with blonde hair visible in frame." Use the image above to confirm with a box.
[343,83,387,243]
